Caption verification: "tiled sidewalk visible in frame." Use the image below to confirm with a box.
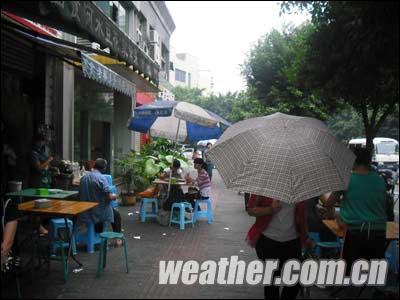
[8,171,397,299]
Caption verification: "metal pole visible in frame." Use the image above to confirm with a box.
[167,119,181,197]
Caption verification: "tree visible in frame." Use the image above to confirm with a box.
[282,1,399,153]
[328,104,399,143]
[242,23,332,121]
[172,86,203,103]
[327,104,364,142]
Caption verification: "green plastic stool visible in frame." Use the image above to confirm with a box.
[96,232,129,278]
[52,240,68,282]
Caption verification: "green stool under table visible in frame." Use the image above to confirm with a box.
[96,232,129,278]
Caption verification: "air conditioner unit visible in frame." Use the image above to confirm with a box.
[136,28,143,45]
[149,29,160,44]
[142,43,149,55]
[148,43,161,65]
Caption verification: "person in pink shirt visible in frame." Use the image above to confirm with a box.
[186,158,211,199]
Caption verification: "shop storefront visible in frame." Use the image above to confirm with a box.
[73,54,136,174]
[1,1,166,191]
[1,18,49,191]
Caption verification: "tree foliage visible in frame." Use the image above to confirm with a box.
[242,23,332,121]
[281,1,399,152]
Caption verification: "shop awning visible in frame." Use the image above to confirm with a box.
[3,22,136,98]
[1,1,160,85]
[81,53,136,98]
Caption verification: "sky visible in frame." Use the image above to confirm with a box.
[165,1,309,94]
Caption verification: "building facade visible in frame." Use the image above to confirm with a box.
[169,47,214,96]
[1,1,175,187]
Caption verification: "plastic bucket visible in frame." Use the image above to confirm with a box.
[8,181,22,192]
[37,188,49,196]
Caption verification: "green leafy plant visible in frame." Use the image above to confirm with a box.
[114,151,149,194]
[114,141,189,194]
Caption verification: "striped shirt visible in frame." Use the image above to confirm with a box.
[196,169,211,197]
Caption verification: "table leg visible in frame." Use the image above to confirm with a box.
[63,217,82,269]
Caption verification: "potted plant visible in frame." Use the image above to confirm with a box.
[115,151,147,206]
[114,141,189,205]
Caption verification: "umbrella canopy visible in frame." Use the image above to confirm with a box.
[208,112,356,204]
[128,100,231,143]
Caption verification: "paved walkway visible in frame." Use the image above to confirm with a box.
[11,170,396,299]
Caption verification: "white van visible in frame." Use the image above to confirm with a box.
[348,137,399,171]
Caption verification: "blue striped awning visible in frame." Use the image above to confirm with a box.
[81,53,136,97]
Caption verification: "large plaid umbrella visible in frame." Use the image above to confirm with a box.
[208,112,356,204]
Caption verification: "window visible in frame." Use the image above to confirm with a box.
[102,2,128,33]
[169,62,174,71]
[111,3,118,22]
[175,69,186,83]
[117,5,127,33]
[376,142,398,155]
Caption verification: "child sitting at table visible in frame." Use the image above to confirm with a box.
[160,160,185,211]
[184,158,211,211]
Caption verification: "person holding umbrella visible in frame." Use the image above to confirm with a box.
[207,112,356,300]
[246,194,311,299]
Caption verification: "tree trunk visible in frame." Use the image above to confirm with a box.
[365,102,397,157]
[365,129,375,156]
[360,107,375,155]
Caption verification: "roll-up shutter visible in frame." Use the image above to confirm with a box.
[1,28,35,79]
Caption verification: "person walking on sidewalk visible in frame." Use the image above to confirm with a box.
[246,194,312,300]
[203,143,214,181]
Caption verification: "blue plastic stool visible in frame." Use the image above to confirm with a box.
[74,220,101,253]
[385,240,399,274]
[193,198,213,224]
[308,232,341,257]
[169,202,194,230]
[49,218,77,256]
[140,198,158,222]
[104,174,118,208]
[96,232,129,278]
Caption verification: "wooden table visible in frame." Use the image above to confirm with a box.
[18,199,98,282]
[18,199,97,216]
[6,188,79,203]
[323,219,399,240]
[323,219,399,298]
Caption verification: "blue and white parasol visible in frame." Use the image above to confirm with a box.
[127,100,230,143]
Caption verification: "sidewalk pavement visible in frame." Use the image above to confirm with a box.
[11,170,388,299]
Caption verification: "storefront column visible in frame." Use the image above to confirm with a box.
[62,62,74,160]
[45,55,75,161]
[114,92,134,159]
